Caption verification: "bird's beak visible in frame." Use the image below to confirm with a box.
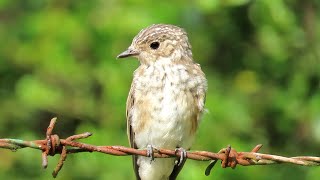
[117,48,140,59]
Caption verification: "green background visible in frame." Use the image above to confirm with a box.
[0,0,319,179]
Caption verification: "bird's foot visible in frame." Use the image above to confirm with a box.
[174,147,187,166]
[146,145,155,163]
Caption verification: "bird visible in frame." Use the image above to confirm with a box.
[117,24,207,180]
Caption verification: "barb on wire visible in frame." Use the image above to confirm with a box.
[0,117,319,178]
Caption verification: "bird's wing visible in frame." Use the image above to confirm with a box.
[126,81,141,180]
[169,63,207,180]
[126,81,135,147]
[193,63,207,115]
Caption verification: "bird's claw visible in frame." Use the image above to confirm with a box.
[147,145,155,163]
[175,147,187,166]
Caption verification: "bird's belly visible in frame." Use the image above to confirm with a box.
[132,84,196,150]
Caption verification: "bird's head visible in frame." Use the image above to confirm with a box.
[117,24,193,65]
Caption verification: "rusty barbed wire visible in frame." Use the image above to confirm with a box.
[0,117,319,178]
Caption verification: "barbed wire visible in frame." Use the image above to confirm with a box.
[0,117,319,178]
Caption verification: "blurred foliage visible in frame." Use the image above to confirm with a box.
[0,0,319,179]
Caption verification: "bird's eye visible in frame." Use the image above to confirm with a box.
[150,42,160,50]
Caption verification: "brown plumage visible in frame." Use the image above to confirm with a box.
[118,24,207,180]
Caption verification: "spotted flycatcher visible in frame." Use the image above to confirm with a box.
[117,24,207,180]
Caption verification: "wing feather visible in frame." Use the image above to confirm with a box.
[126,81,141,180]
[170,62,207,179]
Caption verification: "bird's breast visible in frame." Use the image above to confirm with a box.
[131,63,200,149]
